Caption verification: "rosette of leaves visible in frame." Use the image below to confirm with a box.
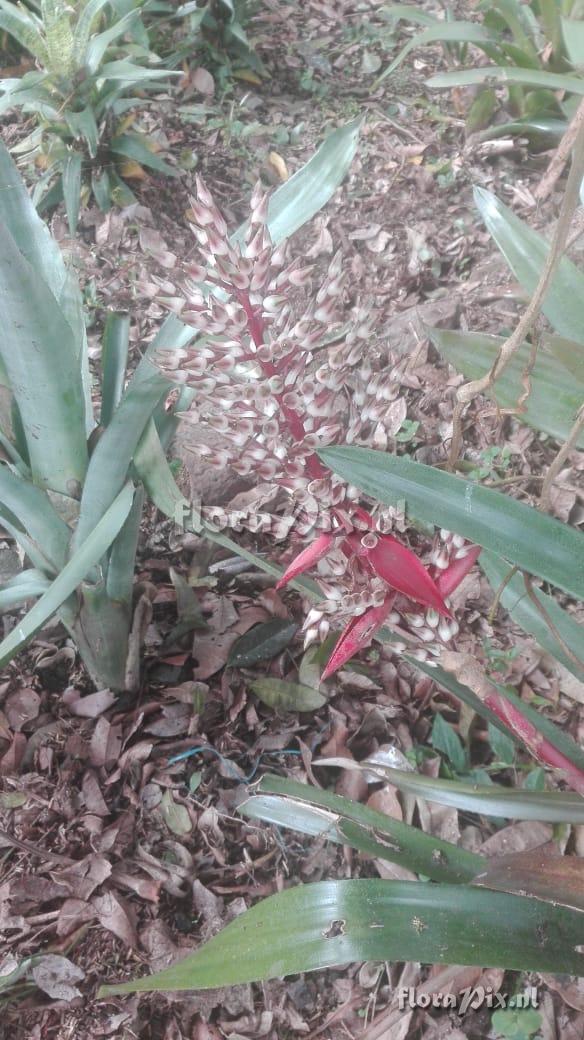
[0,119,362,691]
[0,0,178,234]
[377,0,584,143]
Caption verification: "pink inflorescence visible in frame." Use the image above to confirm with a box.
[158,178,481,678]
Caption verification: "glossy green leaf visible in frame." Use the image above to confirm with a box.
[98,878,584,995]
[250,678,326,711]
[428,66,584,94]
[100,312,129,427]
[241,774,485,883]
[316,759,584,823]
[376,21,498,86]
[429,327,584,447]
[319,446,584,601]
[0,483,134,668]
[473,186,584,346]
[481,550,584,683]
[234,118,362,247]
[228,619,298,667]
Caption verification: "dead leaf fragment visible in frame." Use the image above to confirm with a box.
[32,955,85,1002]
[159,789,193,836]
[192,66,214,96]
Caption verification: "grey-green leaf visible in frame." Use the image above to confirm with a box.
[473,186,584,346]
[0,483,134,668]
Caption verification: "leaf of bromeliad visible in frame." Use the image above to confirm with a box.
[276,532,335,589]
[350,533,449,615]
[321,595,396,681]
[98,878,584,995]
[436,545,482,598]
[472,843,584,913]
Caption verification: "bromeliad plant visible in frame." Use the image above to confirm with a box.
[98,424,584,997]
[155,176,482,679]
[0,119,361,690]
[377,1,584,141]
[0,0,177,233]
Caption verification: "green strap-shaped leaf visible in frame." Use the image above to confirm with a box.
[100,312,129,428]
[0,1,48,63]
[473,186,584,347]
[111,133,177,176]
[62,151,82,237]
[319,446,584,600]
[75,315,195,547]
[0,482,134,669]
[315,761,584,823]
[429,327,584,447]
[0,569,50,610]
[72,0,112,66]
[241,773,485,883]
[0,464,70,573]
[98,878,584,995]
[375,21,499,86]
[234,117,362,247]
[481,550,584,683]
[0,221,88,495]
[428,66,584,95]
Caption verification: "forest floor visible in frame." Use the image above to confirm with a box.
[1,1,584,1038]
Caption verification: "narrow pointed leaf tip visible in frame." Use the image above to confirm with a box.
[276,532,335,589]
[436,545,482,598]
[321,594,396,681]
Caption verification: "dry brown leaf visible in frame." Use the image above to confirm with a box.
[32,954,85,1001]
[92,890,137,948]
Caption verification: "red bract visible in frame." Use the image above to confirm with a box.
[321,594,396,682]
[355,533,451,616]
[485,691,584,796]
[276,532,335,589]
[436,545,482,598]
